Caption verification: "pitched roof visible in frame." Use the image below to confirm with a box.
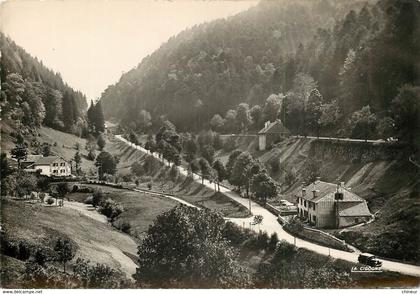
[338,201,372,217]
[22,155,43,163]
[258,120,289,134]
[34,156,64,165]
[299,181,365,203]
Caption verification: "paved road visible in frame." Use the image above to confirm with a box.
[217,133,396,144]
[115,134,420,277]
[293,135,395,144]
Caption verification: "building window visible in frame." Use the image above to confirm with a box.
[53,163,58,167]
[304,200,307,207]
[60,162,65,166]
[313,215,317,223]
[60,169,65,173]
[53,170,58,173]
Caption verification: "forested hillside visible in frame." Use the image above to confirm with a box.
[0,33,87,135]
[100,0,419,146]
[100,0,370,129]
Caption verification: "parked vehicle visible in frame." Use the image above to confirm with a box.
[358,253,382,267]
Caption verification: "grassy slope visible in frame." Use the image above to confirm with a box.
[37,127,95,173]
[105,137,250,218]
[0,255,26,288]
[216,135,420,263]
[73,184,178,239]
[1,122,95,174]
[1,199,138,279]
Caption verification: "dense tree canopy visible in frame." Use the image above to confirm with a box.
[95,151,117,179]
[100,0,375,131]
[100,0,419,146]
[135,205,250,288]
[1,33,87,134]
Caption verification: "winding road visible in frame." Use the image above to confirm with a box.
[115,134,420,278]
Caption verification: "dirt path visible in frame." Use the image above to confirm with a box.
[63,200,137,279]
[64,201,108,223]
[132,188,198,208]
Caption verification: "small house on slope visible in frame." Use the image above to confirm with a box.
[24,155,71,177]
[258,120,289,151]
[295,179,372,229]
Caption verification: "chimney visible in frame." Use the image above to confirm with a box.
[265,121,270,128]
[301,182,306,197]
[335,182,344,201]
[312,178,321,198]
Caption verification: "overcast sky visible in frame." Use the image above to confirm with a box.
[1,0,257,102]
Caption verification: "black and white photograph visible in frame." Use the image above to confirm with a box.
[0,0,419,291]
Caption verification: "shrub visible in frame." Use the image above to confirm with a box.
[120,222,131,234]
[92,189,104,207]
[54,238,77,273]
[242,235,259,250]
[38,192,47,203]
[84,195,93,205]
[72,185,79,193]
[268,233,279,251]
[33,247,48,266]
[73,258,122,288]
[87,150,96,161]
[98,198,124,221]
[37,176,51,192]
[46,198,55,205]
[1,237,19,258]
[135,205,250,287]
[121,174,133,182]
[18,241,31,260]
[222,221,251,246]
[256,231,269,249]
[147,182,152,190]
[284,217,304,235]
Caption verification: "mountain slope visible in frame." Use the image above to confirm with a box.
[100,0,374,131]
[0,33,87,135]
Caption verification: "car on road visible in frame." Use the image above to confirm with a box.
[358,253,382,267]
